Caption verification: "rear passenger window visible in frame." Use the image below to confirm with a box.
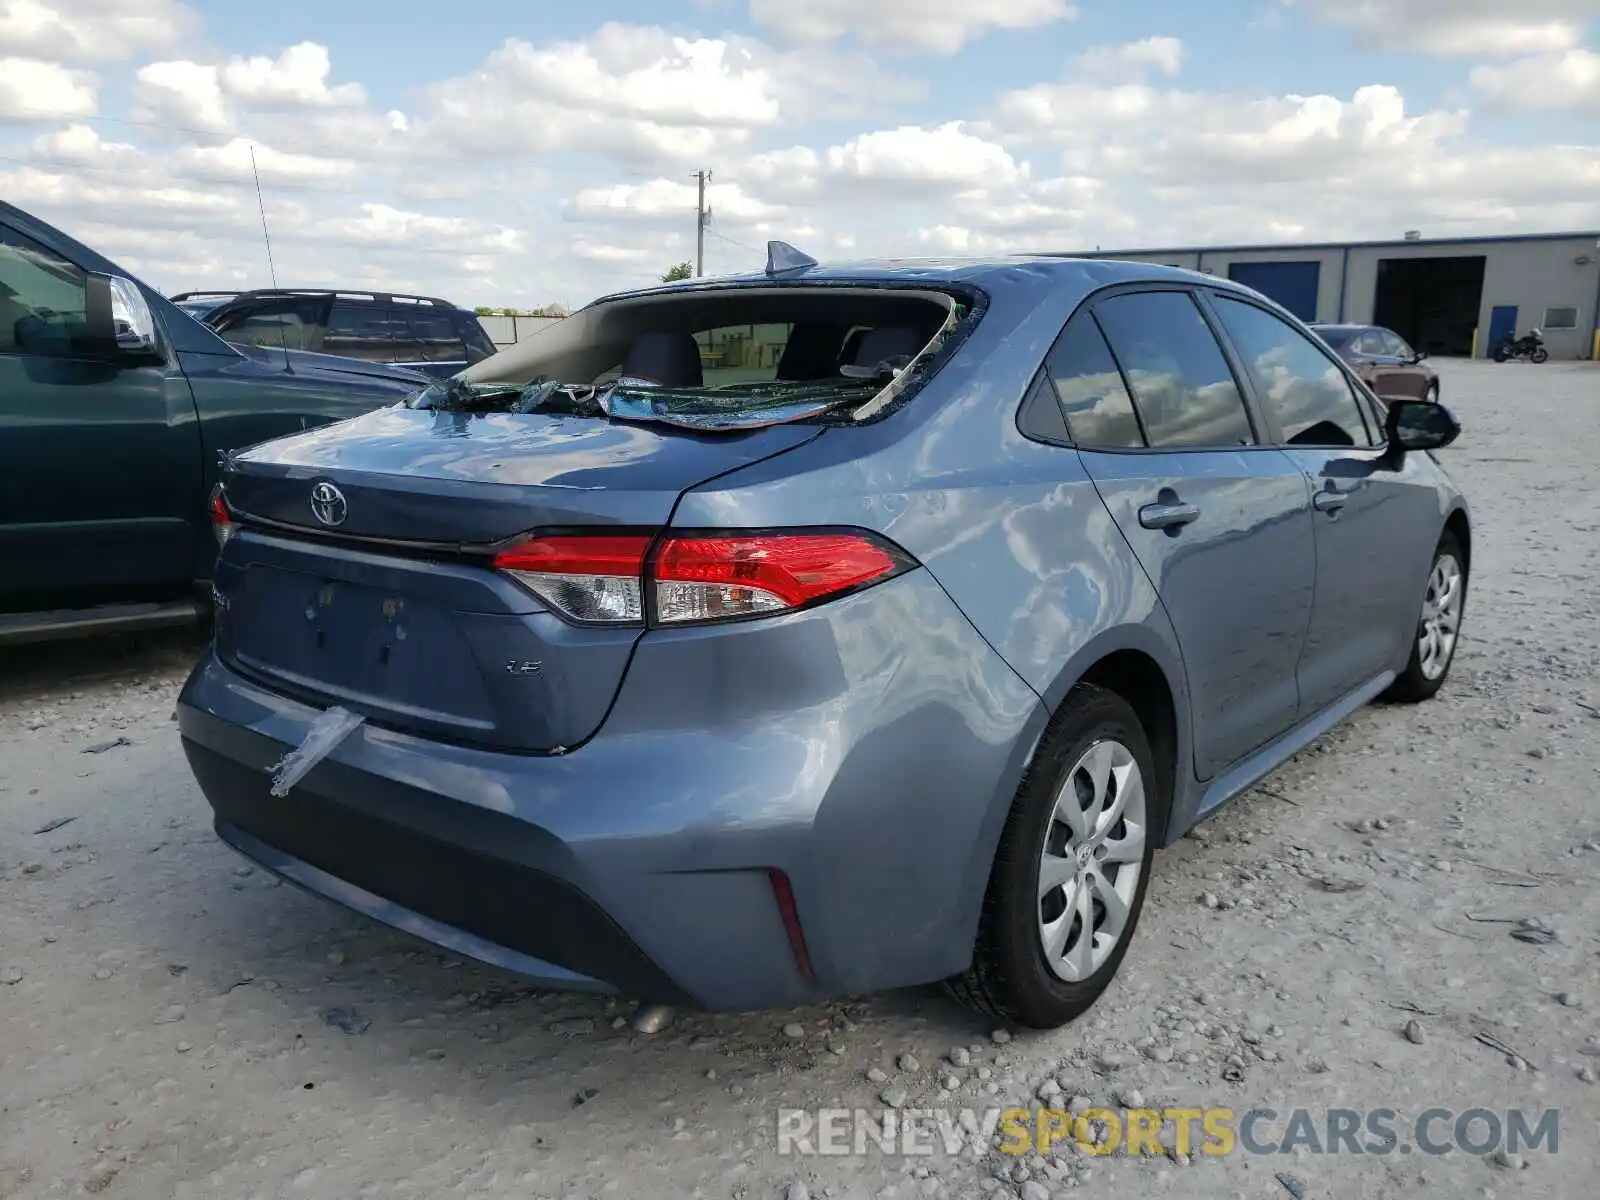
[1211,295,1375,448]
[1044,316,1144,448]
[1092,291,1255,448]
[324,302,399,360]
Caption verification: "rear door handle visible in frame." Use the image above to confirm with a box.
[1313,490,1347,514]
[1138,501,1201,530]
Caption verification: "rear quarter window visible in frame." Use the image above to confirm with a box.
[1044,315,1145,449]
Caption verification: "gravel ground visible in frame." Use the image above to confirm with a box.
[3,359,1597,1200]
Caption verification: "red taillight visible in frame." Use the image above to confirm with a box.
[492,534,651,624]
[491,530,912,626]
[654,533,906,624]
[209,485,235,547]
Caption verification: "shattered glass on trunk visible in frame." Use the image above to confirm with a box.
[405,375,883,432]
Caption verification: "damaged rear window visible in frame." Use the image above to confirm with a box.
[405,285,982,432]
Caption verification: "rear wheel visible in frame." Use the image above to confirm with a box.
[1531,347,1549,364]
[1383,531,1466,703]
[947,685,1161,1030]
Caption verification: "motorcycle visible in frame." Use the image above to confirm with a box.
[1493,328,1548,363]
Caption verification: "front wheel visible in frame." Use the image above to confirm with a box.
[947,685,1161,1030]
[1531,348,1549,364]
[1492,347,1509,362]
[1382,531,1467,703]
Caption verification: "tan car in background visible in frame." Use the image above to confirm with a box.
[1309,323,1441,407]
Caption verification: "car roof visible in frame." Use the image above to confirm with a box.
[196,288,471,312]
[592,255,1246,311]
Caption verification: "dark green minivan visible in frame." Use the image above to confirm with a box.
[0,201,431,645]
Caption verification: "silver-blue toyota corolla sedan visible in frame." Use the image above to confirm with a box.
[179,248,1470,1029]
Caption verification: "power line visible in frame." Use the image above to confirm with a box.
[707,227,761,254]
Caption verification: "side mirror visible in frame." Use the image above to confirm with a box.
[1386,397,1460,453]
[85,272,161,360]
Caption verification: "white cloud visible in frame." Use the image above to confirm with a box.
[29,121,134,161]
[749,0,1078,55]
[413,25,801,167]
[1301,0,1596,57]
[480,24,777,126]
[0,0,191,63]
[320,203,522,255]
[1073,37,1184,79]
[0,56,94,119]
[133,58,228,129]
[219,42,366,109]
[1472,47,1600,109]
[179,137,357,182]
[826,122,1026,188]
[569,178,783,223]
[132,41,364,133]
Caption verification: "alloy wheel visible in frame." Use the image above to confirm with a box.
[1418,553,1463,681]
[1037,739,1147,983]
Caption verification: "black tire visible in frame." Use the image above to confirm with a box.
[947,684,1162,1030]
[1492,347,1509,362]
[1531,348,1548,364]
[1382,530,1467,704]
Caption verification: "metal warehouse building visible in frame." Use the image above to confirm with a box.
[1059,231,1600,360]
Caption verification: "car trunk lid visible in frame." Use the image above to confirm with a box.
[214,407,821,752]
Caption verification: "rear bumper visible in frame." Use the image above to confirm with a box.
[187,736,691,1002]
[177,569,1046,1011]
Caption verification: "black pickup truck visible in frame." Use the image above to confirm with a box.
[0,201,431,646]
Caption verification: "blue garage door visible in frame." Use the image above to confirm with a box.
[1227,261,1321,322]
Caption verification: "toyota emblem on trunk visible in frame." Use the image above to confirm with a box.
[309,482,348,527]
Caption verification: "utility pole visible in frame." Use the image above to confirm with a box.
[694,169,711,277]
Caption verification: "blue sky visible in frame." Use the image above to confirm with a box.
[3,0,1597,307]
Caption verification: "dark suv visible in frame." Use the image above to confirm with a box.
[171,288,498,380]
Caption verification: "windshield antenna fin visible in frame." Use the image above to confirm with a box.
[766,240,817,276]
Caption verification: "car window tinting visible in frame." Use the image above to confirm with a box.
[324,302,401,361]
[1212,295,1374,448]
[404,310,469,363]
[217,300,319,351]
[1313,326,1355,350]
[0,223,89,357]
[459,315,496,360]
[1044,315,1144,448]
[1092,291,1255,448]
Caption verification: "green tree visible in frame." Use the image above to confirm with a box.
[473,306,493,315]
[662,262,694,283]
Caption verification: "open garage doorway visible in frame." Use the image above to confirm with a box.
[1372,256,1485,357]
